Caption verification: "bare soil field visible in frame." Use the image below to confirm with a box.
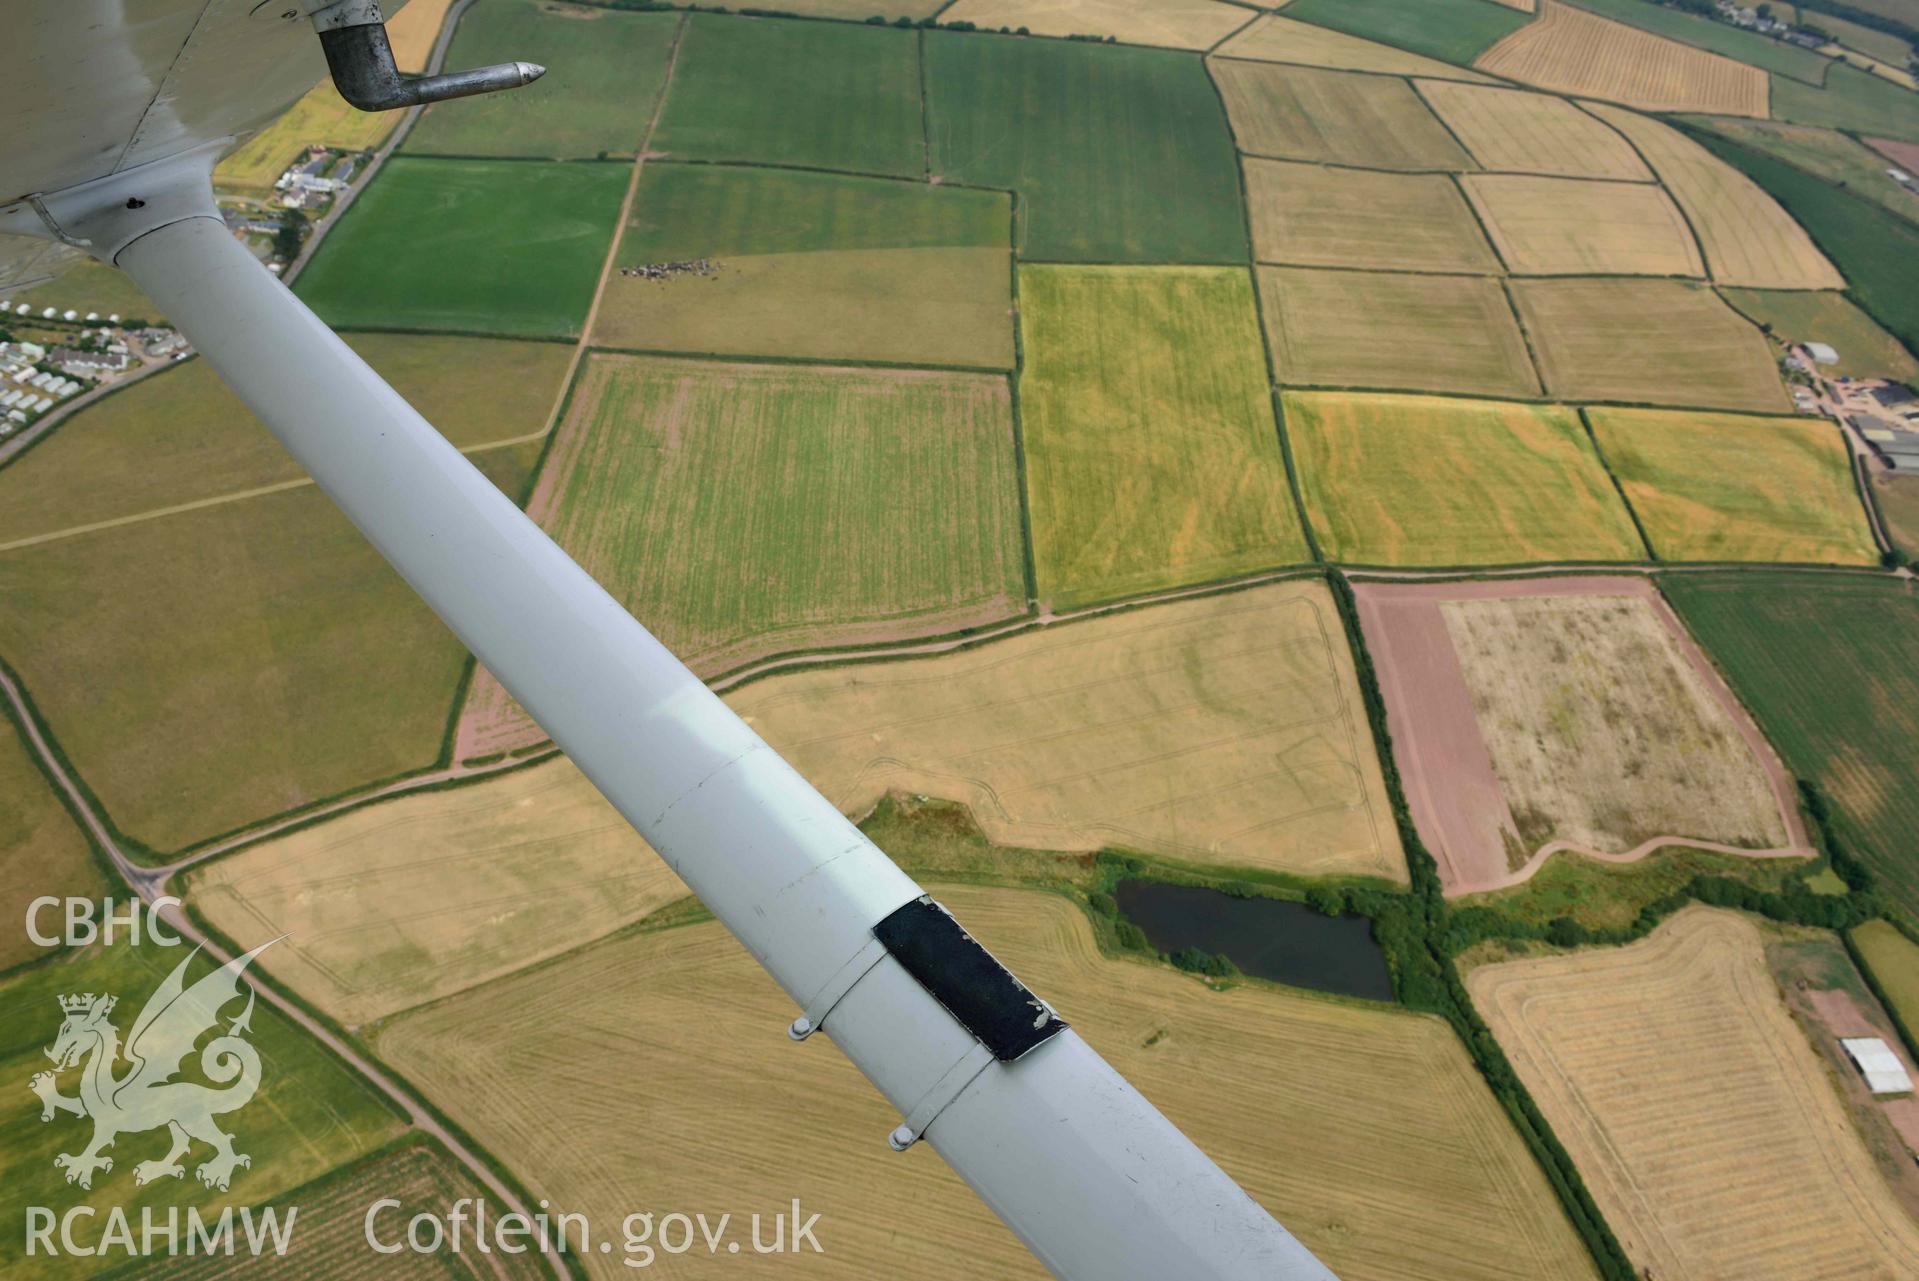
[941,0,1253,48]
[1217,16,1501,82]
[1245,160,1500,272]
[1510,276,1791,411]
[1257,266,1540,398]
[728,580,1406,883]
[1355,577,1804,894]
[1469,907,1919,1279]
[1213,60,1475,170]
[1585,103,1845,289]
[1462,173,1705,276]
[188,756,687,1026]
[377,885,1600,1280]
[1475,0,1770,115]
[1414,80,1651,179]
[1868,135,1919,171]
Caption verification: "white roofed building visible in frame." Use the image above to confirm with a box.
[1841,1037,1914,1095]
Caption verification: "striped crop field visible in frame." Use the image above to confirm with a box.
[1415,80,1651,180]
[1017,265,1308,606]
[1285,390,1645,567]
[1663,573,1919,919]
[376,885,1601,1281]
[1475,0,1770,116]
[1589,407,1878,565]
[1509,277,1790,412]
[1246,160,1500,272]
[1470,908,1919,1279]
[1462,174,1705,277]
[1584,104,1844,289]
[1257,266,1540,398]
[1212,60,1474,170]
[939,0,1254,49]
[729,581,1408,883]
[1216,15,1502,82]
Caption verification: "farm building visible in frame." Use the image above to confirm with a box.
[1841,1038,1914,1095]
[1854,416,1919,470]
[1871,383,1917,411]
[1806,342,1839,366]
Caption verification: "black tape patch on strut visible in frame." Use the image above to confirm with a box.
[873,896,1067,1062]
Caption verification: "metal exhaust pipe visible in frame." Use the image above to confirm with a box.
[311,0,544,111]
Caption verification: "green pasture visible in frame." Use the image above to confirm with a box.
[404,0,677,159]
[652,14,924,178]
[1283,0,1531,66]
[1663,573,1919,921]
[925,34,1246,262]
[1771,63,1919,141]
[295,157,625,338]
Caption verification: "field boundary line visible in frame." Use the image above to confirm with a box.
[537,10,690,449]
[584,343,1013,377]
[1576,406,1660,560]
[1584,101,1722,280]
[1497,275,1551,396]
[1207,5,1265,56]
[0,431,546,555]
[1206,48,1519,90]
[1006,216,1041,607]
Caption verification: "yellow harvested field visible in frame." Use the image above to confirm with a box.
[1470,908,1919,1279]
[1463,173,1704,276]
[1442,592,1791,859]
[938,0,1254,49]
[1258,266,1540,398]
[215,80,395,194]
[379,885,1601,1281]
[1583,103,1845,289]
[1588,407,1879,564]
[1475,0,1769,116]
[1217,16,1500,82]
[728,581,1407,883]
[188,757,687,1025]
[1510,277,1790,412]
[386,0,456,70]
[1214,61,1474,170]
[1414,80,1649,180]
[1246,160,1500,272]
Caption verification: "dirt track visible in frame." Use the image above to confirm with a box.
[1354,575,1809,894]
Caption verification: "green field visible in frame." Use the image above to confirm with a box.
[1691,126,1919,354]
[653,14,923,178]
[0,469,517,854]
[1286,390,1645,566]
[0,336,569,546]
[1852,920,1919,1042]
[0,702,102,972]
[403,0,677,158]
[1509,277,1791,412]
[1772,62,1919,141]
[1283,0,1531,65]
[1663,573,1919,919]
[1258,266,1541,398]
[595,163,1013,368]
[1567,0,1833,80]
[1687,118,1919,226]
[1719,288,1919,381]
[1812,9,1915,63]
[1017,265,1308,605]
[0,943,403,1281]
[540,353,1026,676]
[1589,407,1879,564]
[925,34,1246,261]
[7,261,163,325]
[295,157,626,338]
[1458,844,1802,933]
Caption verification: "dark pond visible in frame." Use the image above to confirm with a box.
[1113,879,1395,1002]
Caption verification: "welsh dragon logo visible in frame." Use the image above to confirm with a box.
[29,941,275,1193]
